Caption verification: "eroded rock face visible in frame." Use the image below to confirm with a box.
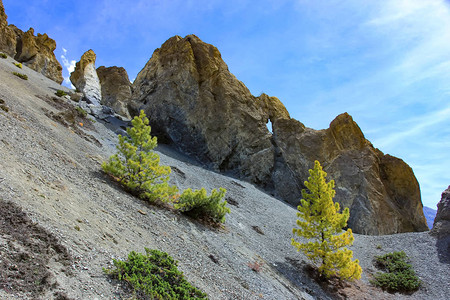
[431,186,450,237]
[131,35,275,185]
[271,113,428,234]
[70,50,102,106]
[130,35,428,235]
[97,66,132,118]
[0,2,62,83]
[12,27,63,84]
[0,0,16,57]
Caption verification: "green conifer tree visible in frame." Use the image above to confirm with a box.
[102,110,178,203]
[292,160,362,280]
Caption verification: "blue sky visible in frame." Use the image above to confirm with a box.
[4,0,449,209]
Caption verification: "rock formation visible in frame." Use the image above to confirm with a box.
[97,66,132,118]
[431,186,450,237]
[70,50,102,106]
[0,0,16,57]
[11,26,63,84]
[131,35,277,185]
[0,1,63,83]
[272,113,428,234]
[130,34,428,235]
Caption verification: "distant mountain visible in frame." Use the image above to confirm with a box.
[423,206,437,229]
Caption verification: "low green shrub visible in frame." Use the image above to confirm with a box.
[55,89,68,97]
[370,251,420,293]
[0,53,7,59]
[12,72,28,80]
[0,99,8,112]
[175,188,230,224]
[14,62,22,69]
[104,248,207,299]
[75,106,87,117]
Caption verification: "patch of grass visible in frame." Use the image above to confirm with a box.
[14,62,23,69]
[370,251,420,293]
[0,99,8,113]
[0,53,7,59]
[104,248,207,299]
[75,106,87,117]
[12,72,28,80]
[55,90,68,97]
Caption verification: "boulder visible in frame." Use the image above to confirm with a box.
[70,50,102,106]
[96,66,132,118]
[11,27,63,84]
[431,186,450,237]
[130,35,428,235]
[0,0,16,57]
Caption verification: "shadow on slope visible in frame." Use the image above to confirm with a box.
[0,198,73,299]
[436,236,450,264]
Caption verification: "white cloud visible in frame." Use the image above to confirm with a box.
[60,51,76,87]
[374,106,450,149]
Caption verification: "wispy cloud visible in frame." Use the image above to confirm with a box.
[374,106,450,149]
[60,49,76,88]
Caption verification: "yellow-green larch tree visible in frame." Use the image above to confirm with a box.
[292,160,362,280]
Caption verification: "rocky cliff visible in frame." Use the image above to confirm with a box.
[70,49,102,106]
[11,26,63,84]
[130,35,428,235]
[97,66,132,118]
[0,0,16,57]
[431,186,450,237]
[0,0,63,83]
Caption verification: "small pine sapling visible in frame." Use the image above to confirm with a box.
[175,187,230,224]
[102,110,178,203]
[55,89,68,97]
[292,160,362,281]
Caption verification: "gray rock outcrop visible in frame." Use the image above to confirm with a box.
[130,34,428,235]
[70,50,102,106]
[431,186,450,237]
[96,66,132,118]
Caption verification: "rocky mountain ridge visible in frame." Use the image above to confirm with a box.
[423,206,437,229]
[127,34,428,235]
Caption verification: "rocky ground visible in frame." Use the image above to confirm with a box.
[0,55,449,299]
